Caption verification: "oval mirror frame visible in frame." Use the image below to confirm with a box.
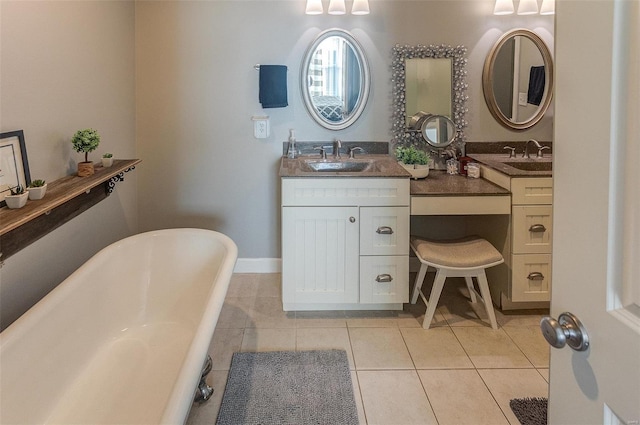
[300,29,371,130]
[482,28,554,131]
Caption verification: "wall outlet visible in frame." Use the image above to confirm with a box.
[252,116,269,139]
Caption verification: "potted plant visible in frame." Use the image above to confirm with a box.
[395,145,431,179]
[102,153,113,168]
[5,185,28,209]
[27,179,47,200]
[71,128,101,177]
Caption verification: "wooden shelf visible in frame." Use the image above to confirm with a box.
[0,159,140,261]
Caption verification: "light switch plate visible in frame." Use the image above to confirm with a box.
[252,116,269,139]
[518,92,528,106]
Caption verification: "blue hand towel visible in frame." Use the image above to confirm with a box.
[259,65,288,108]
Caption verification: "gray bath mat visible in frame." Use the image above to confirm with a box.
[510,397,548,425]
[216,350,359,425]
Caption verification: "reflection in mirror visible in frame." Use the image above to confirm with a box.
[405,58,452,125]
[392,44,467,149]
[483,29,554,131]
[422,114,456,148]
[301,29,370,130]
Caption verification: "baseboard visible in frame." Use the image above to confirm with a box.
[234,258,282,273]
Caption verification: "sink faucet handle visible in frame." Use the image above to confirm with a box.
[333,139,342,158]
[348,146,364,159]
[503,146,516,158]
[313,146,327,159]
[537,146,551,158]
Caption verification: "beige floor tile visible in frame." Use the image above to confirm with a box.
[255,273,282,298]
[347,317,400,328]
[240,328,296,352]
[350,327,414,370]
[296,327,355,369]
[537,368,549,382]
[503,326,550,368]
[209,327,244,370]
[478,369,549,425]
[225,273,259,298]
[418,369,509,425]
[403,299,449,328]
[215,297,253,328]
[245,296,296,328]
[351,371,367,425]
[295,310,347,328]
[185,370,227,425]
[401,327,474,369]
[358,370,437,425]
[452,327,533,369]
[438,293,495,328]
[496,310,547,327]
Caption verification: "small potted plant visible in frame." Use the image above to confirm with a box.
[27,179,47,200]
[71,128,101,177]
[395,145,431,179]
[5,185,29,209]
[102,153,113,168]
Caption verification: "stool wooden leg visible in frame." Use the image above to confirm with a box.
[411,263,428,304]
[477,271,498,330]
[464,277,477,303]
[422,269,447,330]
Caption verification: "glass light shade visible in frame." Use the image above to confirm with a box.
[305,0,324,15]
[351,0,370,15]
[517,0,539,15]
[493,0,514,15]
[328,0,346,15]
[540,0,555,15]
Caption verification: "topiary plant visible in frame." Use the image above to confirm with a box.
[71,128,101,163]
[395,145,431,165]
[102,152,113,158]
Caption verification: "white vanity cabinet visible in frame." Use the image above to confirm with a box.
[281,178,410,311]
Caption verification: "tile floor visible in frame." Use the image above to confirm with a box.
[187,273,550,425]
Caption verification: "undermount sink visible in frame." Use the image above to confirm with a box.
[503,161,553,171]
[302,160,373,172]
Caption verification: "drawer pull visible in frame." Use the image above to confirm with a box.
[529,224,547,233]
[527,272,545,281]
[375,274,393,283]
[376,226,394,235]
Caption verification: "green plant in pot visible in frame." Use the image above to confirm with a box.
[27,179,47,200]
[5,185,28,209]
[395,145,431,179]
[71,128,101,177]
[102,152,113,168]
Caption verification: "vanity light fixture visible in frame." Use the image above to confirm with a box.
[305,0,324,14]
[539,0,555,15]
[517,0,539,15]
[328,0,346,15]
[493,0,514,15]
[351,0,370,15]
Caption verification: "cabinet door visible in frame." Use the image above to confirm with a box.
[282,207,359,305]
[359,206,410,256]
[512,205,553,254]
[510,253,552,302]
[360,256,409,304]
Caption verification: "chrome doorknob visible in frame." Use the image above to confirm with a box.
[540,312,589,352]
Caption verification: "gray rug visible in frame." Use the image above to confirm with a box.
[510,397,547,425]
[216,350,359,425]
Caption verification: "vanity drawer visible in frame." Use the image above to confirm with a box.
[512,205,553,254]
[360,256,409,304]
[360,206,410,256]
[510,254,552,302]
[511,177,553,205]
[282,178,410,207]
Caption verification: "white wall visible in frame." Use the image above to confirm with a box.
[135,0,554,261]
[0,1,137,329]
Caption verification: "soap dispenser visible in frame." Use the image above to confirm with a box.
[287,129,297,159]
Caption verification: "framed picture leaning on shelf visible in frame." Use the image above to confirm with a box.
[0,130,31,207]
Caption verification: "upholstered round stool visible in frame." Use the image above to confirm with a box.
[410,236,504,330]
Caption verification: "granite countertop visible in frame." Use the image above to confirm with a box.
[279,154,411,178]
[411,171,510,196]
[468,153,553,177]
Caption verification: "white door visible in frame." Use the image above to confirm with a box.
[549,1,640,424]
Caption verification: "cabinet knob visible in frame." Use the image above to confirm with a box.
[375,274,393,283]
[529,224,547,233]
[349,216,356,223]
[376,226,394,235]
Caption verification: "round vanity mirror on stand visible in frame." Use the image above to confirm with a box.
[300,29,370,130]
[408,112,457,148]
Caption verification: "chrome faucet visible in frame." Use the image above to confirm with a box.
[523,139,542,158]
[314,146,327,159]
[333,139,342,159]
[348,146,364,159]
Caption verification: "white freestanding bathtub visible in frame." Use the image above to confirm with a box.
[0,228,237,424]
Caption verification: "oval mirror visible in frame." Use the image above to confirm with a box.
[421,114,456,148]
[482,29,554,131]
[301,29,370,130]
